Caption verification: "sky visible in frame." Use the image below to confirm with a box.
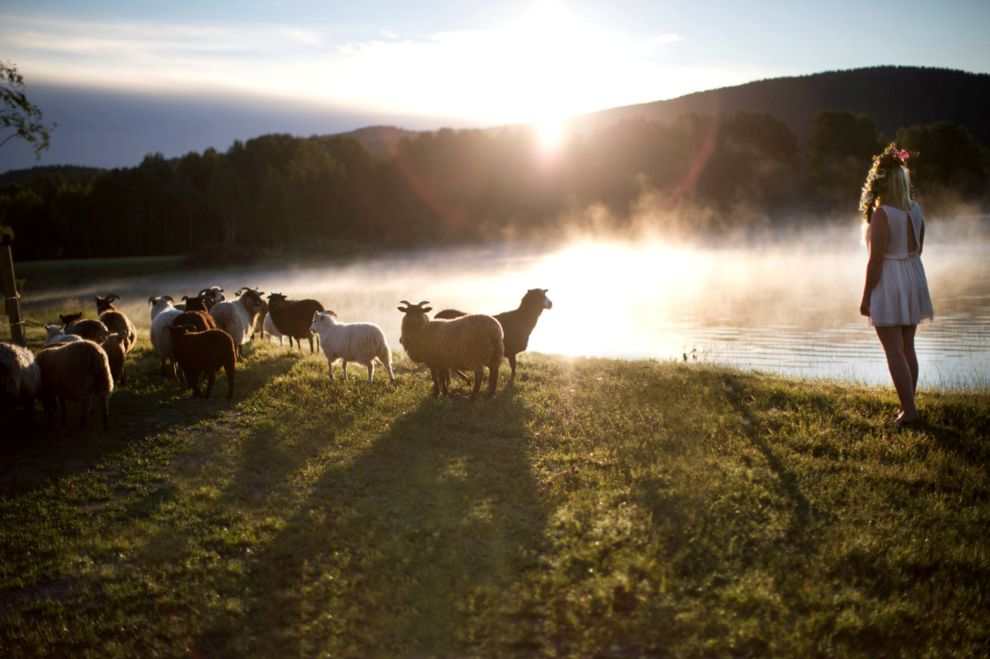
[2,0,989,171]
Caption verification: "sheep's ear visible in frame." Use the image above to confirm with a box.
[398,306,408,313]
[543,289,549,293]
[95,295,101,303]
[422,306,433,313]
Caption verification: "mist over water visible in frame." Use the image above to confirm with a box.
[19,220,990,390]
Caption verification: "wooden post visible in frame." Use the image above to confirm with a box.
[1,240,26,346]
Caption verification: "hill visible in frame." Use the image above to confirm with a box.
[0,164,105,186]
[333,125,421,159]
[567,66,990,146]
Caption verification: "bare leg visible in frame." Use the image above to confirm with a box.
[876,326,919,422]
[901,325,919,394]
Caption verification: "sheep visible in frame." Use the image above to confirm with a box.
[172,310,216,333]
[209,287,266,358]
[100,333,128,385]
[199,286,226,308]
[398,300,503,400]
[59,312,111,343]
[168,325,237,400]
[34,340,114,431]
[95,294,138,352]
[263,312,285,346]
[0,343,41,425]
[45,325,85,344]
[310,311,395,384]
[434,288,553,385]
[149,295,184,377]
[267,293,324,353]
[253,299,269,340]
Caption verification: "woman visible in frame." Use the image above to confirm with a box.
[859,144,934,426]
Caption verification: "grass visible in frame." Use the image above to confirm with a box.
[1,320,989,658]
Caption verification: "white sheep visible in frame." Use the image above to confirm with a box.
[44,325,85,344]
[264,312,285,346]
[310,311,395,384]
[210,287,266,358]
[149,295,183,377]
[0,342,41,411]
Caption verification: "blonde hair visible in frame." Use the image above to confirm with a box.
[862,165,913,244]
[880,165,912,211]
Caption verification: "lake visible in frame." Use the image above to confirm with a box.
[12,221,990,390]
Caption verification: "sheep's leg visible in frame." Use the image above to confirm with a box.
[471,369,484,400]
[188,370,202,397]
[79,395,92,429]
[327,357,335,380]
[382,353,395,384]
[342,361,348,381]
[442,369,452,395]
[507,354,517,385]
[204,372,216,399]
[121,363,127,386]
[430,368,441,397]
[100,395,110,431]
[160,357,167,376]
[366,361,374,384]
[288,336,293,348]
[487,360,500,398]
[224,363,235,400]
[59,397,68,425]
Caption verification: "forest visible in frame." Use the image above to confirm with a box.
[1,107,988,261]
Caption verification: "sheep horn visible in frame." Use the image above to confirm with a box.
[399,300,411,306]
[163,295,174,303]
[199,288,211,296]
[236,287,250,294]
[182,295,190,301]
[418,301,430,307]
[148,296,157,305]
[108,294,120,302]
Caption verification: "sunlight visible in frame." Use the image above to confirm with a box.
[536,116,566,152]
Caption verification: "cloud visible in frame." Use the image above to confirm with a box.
[0,10,776,125]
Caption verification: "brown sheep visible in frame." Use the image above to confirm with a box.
[59,312,111,343]
[168,325,237,400]
[100,333,128,385]
[398,300,503,400]
[35,340,114,431]
[172,310,217,332]
[94,295,138,352]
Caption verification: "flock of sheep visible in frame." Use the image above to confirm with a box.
[0,286,553,432]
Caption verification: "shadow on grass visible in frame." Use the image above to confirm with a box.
[203,387,548,657]
[0,346,301,496]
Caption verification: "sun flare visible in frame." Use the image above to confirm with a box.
[536,117,566,152]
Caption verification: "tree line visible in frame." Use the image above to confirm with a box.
[1,109,987,260]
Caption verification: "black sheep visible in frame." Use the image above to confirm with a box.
[168,325,237,399]
[434,288,553,384]
[267,293,325,353]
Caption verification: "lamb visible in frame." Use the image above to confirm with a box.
[45,325,85,344]
[149,295,184,377]
[398,300,503,399]
[100,333,128,385]
[267,293,324,353]
[34,340,114,431]
[94,295,138,352]
[434,288,553,385]
[59,312,111,343]
[310,311,395,384]
[168,325,237,399]
[0,343,41,423]
[209,287,266,358]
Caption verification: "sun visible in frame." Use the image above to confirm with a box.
[536,117,566,152]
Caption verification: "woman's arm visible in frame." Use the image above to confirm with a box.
[860,208,889,316]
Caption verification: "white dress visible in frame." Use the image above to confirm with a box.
[869,203,934,327]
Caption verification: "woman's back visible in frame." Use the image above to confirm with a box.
[877,203,922,258]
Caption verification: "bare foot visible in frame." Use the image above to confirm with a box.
[894,413,920,427]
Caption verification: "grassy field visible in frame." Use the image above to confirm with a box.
[1,320,989,658]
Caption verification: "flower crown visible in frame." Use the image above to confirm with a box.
[859,142,913,223]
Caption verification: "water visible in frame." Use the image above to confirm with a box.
[14,224,990,390]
